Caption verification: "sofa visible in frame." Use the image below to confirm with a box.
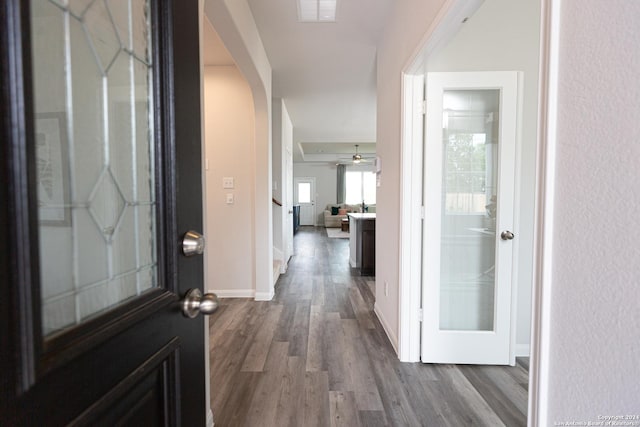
[323,203,361,228]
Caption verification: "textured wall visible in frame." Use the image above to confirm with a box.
[544,0,640,422]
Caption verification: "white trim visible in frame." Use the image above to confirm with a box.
[398,0,486,363]
[398,73,424,362]
[211,289,256,298]
[254,290,275,301]
[374,303,398,354]
[207,409,214,427]
[509,71,525,366]
[528,0,559,425]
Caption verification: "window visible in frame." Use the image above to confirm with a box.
[345,170,376,204]
[297,182,311,203]
[443,132,494,214]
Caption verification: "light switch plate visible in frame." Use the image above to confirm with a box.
[226,193,234,204]
[223,177,234,189]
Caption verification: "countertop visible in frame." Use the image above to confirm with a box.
[347,213,376,220]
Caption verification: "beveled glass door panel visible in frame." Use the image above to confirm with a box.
[31,0,156,336]
[439,89,499,332]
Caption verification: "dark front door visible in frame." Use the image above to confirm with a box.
[1,1,206,425]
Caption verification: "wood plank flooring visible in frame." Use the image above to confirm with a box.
[209,226,528,426]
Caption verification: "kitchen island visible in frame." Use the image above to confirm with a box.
[348,213,376,276]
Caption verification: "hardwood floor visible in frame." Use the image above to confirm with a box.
[209,226,528,426]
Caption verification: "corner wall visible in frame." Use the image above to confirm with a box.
[375,0,448,348]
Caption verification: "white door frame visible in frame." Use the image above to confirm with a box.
[397,0,558,424]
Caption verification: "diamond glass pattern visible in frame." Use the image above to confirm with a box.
[88,168,126,239]
[83,0,122,73]
[34,0,156,336]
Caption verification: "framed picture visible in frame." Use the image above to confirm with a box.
[36,112,71,226]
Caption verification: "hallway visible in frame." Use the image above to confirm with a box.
[208,227,528,426]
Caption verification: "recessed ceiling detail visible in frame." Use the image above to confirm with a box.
[298,142,375,163]
[297,0,337,22]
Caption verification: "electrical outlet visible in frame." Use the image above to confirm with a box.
[384,281,389,297]
[226,193,234,204]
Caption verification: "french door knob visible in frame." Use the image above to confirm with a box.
[501,230,515,240]
[182,288,219,318]
[182,230,205,256]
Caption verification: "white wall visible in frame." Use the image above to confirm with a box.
[204,66,255,297]
[205,0,274,300]
[425,0,540,352]
[375,0,449,347]
[539,0,640,422]
[293,163,337,226]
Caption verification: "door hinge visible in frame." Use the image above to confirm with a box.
[418,308,423,322]
[421,99,427,115]
[421,206,425,219]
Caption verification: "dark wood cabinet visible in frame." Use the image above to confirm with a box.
[293,205,301,234]
[360,218,376,276]
[348,213,375,276]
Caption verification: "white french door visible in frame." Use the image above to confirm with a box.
[422,71,520,365]
[294,177,316,226]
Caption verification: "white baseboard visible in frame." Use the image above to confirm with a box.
[255,290,274,301]
[374,303,399,355]
[207,409,214,427]
[210,289,255,298]
[515,343,530,357]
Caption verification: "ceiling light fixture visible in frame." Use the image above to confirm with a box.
[352,144,362,164]
[297,0,337,22]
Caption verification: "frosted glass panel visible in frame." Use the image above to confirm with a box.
[439,89,499,332]
[32,0,156,336]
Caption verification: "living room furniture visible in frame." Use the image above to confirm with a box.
[341,218,349,232]
[323,203,360,227]
[348,213,376,276]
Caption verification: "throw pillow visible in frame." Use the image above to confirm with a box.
[331,206,339,215]
[338,208,347,215]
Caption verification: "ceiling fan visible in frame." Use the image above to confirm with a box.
[337,144,372,165]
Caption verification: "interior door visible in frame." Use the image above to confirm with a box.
[422,71,519,365]
[294,177,316,226]
[1,1,209,425]
[284,147,294,260]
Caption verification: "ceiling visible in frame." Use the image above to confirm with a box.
[242,0,393,163]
